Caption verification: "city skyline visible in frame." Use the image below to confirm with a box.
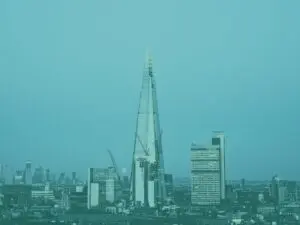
[1,1,300,180]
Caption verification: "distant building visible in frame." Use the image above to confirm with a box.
[225,184,237,203]
[31,183,55,201]
[24,161,32,185]
[270,175,293,204]
[241,178,245,190]
[32,166,45,184]
[174,185,191,206]
[58,172,66,185]
[13,170,24,185]
[123,175,130,189]
[164,174,174,200]
[72,172,77,185]
[191,144,221,206]
[286,181,297,201]
[45,169,50,182]
[87,168,108,209]
[0,164,5,184]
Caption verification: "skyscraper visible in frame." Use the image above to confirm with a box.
[191,144,221,206]
[87,168,108,209]
[72,172,77,185]
[32,166,45,184]
[24,161,32,185]
[212,131,226,200]
[130,54,166,208]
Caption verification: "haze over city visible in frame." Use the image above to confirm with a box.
[1,1,300,180]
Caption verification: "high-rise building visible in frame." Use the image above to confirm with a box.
[45,169,50,182]
[13,170,24,185]
[191,144,221,206]
[72,172,77,185]
[32,166,45,184]
[87,168,108,209]
[58,172,66,185]
[0,164,5,184]
[24,161,32,185]
[130,54,166,208]
[164,174,174,200]
[212,131,226,200]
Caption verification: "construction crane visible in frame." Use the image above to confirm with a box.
[136,135,150,156]
[107,149,123,188]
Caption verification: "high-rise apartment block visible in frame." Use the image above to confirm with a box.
[191,132,226,206]
[191,144,221,206]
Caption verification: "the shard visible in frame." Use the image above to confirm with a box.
[130,54,166,208]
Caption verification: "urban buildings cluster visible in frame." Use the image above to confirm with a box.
[0,56,299,225]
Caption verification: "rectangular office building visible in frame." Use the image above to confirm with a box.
[191,144,221,206]
[87,168,108,209]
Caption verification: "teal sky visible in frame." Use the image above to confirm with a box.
[1,1,299,180]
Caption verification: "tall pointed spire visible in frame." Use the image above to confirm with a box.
[146,50,153,76]
[130,53,166,207]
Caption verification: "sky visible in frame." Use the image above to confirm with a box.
[0,0,300,181]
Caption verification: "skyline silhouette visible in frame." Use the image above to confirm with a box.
[1,1,300,180]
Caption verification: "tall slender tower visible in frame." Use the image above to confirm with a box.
[24,161,32,185]
[130,53,166,208]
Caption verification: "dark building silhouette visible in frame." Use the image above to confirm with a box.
[164,174,174,200]
[32,166,45,184]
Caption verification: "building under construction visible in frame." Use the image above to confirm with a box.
[130,54,166,208]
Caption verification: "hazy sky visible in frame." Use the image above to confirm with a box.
[1,1,300,180]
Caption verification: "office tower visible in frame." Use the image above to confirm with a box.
[13,170,24,185]
[123,176,130,189]
[45,169,50,182]
[271,175,290,204]
[212,131,226,200]
[164,174,174,200]
[87,168,108,209]
[32,166,45,184]
[0,164,4,178]
[24,161,32,185]
[191,144,221,206]
[241,178,245,190]
[287,181,297,201]
[72,172,77,185]
[130,54,166,208]
[271,175,280,205]
[58,172,66,185]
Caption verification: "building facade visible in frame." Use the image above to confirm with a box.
[164,174,174,200]
[212,131,226,200]
[87,168,108,209]
[191,144,221,206]
[130,54,166,208]
[32,166,45,184]
[24,161,32,185]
